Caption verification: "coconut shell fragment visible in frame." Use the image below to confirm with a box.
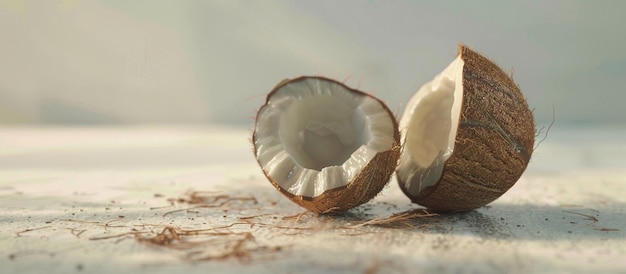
[396,45,535,212]
[253,76,401,214]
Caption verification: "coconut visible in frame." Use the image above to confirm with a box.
[396,45,535,212]
[253,76,401,213]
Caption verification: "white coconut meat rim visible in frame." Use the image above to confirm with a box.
[397,56,464,196]
[254,77,396,198]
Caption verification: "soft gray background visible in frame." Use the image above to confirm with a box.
[1,0,624,126]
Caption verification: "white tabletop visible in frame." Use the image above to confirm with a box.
[1,125,625,273]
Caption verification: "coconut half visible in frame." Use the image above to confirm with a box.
[396,45,535,212]
[253,76,400,213]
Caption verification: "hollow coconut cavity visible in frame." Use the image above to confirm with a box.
[396,45,535,212]
[253,76,400,213]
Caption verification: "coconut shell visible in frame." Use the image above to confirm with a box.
[253,76,401,214]
[262,140,400,213]
[399,45,535,212]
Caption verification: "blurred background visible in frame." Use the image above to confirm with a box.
[1,0,625,127]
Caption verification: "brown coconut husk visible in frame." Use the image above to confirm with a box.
[399,45,535,212]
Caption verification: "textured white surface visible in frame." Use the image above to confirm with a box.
[1,125,625,273]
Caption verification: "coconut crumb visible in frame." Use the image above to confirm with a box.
[363,258,405,274]
[10,188,443,264]
[341,209,438,229]
[160,191,259,217]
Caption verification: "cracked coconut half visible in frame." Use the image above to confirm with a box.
[396,45,535,212]
[253,76,400,213]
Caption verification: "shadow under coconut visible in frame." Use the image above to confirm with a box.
[215,179,626,241]
[327,200,625,241]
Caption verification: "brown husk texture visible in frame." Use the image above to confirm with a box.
[254,76,401,214]
[402,45,535,212]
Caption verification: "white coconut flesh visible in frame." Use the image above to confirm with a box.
[254,77,396,198]
[397,56,464,196]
